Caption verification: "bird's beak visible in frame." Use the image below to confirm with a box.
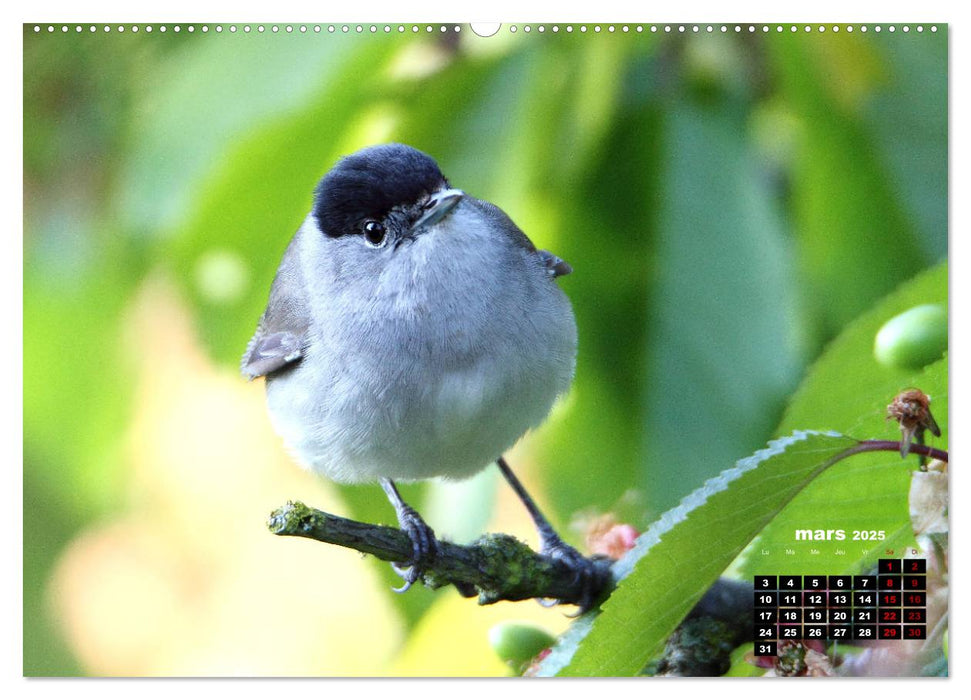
[412,188,464,232]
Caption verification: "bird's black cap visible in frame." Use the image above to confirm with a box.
[313,143,449,237]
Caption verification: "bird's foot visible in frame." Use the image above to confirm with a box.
[540,534,612,614]
[390,504,438,593]
[494,456,612,612]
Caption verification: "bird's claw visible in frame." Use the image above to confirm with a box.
[390,505,438,593]
[540,536,611,614]
[390,563,419,593]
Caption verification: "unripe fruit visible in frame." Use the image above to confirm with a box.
[874,304,947,370]
[489,622,556,673]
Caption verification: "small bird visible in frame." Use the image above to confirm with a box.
[243,143,591,598]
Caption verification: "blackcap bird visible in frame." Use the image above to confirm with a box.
[243,143,594,599]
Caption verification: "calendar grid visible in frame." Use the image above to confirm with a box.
[753,559,927,656]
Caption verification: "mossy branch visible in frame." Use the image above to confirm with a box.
[267,500,614,607]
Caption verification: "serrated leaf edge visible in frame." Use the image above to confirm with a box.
[536,428,842,676]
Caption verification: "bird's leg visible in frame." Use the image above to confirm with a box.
[496,457,574,558]
[496,456,609,611]
[380,477,438,593]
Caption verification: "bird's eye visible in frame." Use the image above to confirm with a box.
[362,220,387,247]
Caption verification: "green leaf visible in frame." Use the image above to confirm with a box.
[863,30,948,259]
[641,96,804,513]
[764,32,932,344]
[732,263,947,577]
[534,94,662,524]
[538,430,860,676]
[537,263,948,676]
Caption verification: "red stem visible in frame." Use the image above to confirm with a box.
[843,440,948,463]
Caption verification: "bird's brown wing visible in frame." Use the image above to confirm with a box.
[241,236,310,379]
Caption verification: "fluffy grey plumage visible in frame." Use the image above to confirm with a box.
[243,144,577,485]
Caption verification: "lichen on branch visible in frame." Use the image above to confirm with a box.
[267,500,614,608]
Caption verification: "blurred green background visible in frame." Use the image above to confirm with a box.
[23,23,946,676]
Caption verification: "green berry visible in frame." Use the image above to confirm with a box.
[874,304,947,370]
[489,622,556,672]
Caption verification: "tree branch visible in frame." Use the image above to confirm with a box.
[267,500,614,607]
[265,439,943,616]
